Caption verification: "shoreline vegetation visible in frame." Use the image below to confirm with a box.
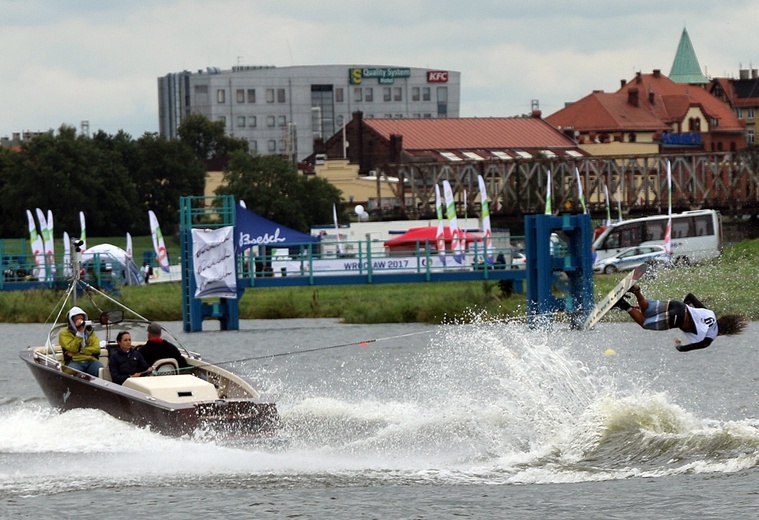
[1,239,757,325]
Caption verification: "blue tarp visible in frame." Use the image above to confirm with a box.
[235,204,319,254]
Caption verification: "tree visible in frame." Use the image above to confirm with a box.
[177,114,248,161]
[216,151,342,232]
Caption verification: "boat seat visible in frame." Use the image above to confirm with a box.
[98,366,112,382]
[152,358,179,376]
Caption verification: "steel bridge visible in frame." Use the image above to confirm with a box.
[378,151,759,219]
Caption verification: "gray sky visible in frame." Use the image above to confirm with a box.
[2,0,755,138]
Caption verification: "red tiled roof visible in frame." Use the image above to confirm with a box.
[546,91,668,132]
[547,72,744,133]
[363,117,578,150]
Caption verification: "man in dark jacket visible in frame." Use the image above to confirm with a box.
[109,331,152,385]
[138,322,189,369]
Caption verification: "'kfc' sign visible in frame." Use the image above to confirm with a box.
[427,71,448,83]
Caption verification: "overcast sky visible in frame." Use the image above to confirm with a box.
[2,0,756,139]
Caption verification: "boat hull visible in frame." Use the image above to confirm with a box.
[21,351,279,438]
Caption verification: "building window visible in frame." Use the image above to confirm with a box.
[394,87,402,101]
[383,87,391,102]
[413,113,421,118]
[277,88,286,103]
[250,140,257,152]
[217,89,226,103]
[748,108,755,120]
[217,116,226,125]
[437,86,448,117]
[736,108,743,119]
[353,87,362,102]
[711,118,719,127]
[237,89,245,103]
[247,89,256,103]
[278,115,286,126]
[266,116,275,127]
[267,140,276,152]
[337,115,344,127]
[422,87,431,101]
[412,87,420,101]
[628,132,637,143]
[335,88,344,102]
[365,87,373,102]
[237,116,245,127]
[748,128,755,144]
[278,139,285,151]
[266,89,275,103]
[248,116,257,127]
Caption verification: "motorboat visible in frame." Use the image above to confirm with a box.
[19,268,279,438]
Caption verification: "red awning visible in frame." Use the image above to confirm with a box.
[383,226,481,248]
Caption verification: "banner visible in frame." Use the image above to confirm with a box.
[664,161,673,264]
[63,231,72,277]
[148,210,170,273]
[26,209,45,281]
[477,175,493,263]
[544,170,552,215]
[603,183,612,226]
[126,232,133,258]
[575,167,587,214]
[333,203,344,255]
[79,211,87,252]
[442,180,463,263]
[192,226,237,299]
[434,184,446,266]
[35,208,54,281]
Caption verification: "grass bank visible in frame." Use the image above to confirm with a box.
[2,239,757,324]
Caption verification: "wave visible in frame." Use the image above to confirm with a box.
[2,317,758,496]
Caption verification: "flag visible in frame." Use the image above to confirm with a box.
[443,180,464,263]
[616,186,623,223]
[603,183,612,226]
[26,209,45,281]
[63,231,72,277]
[35,208,53,281]
[664,161,673,264]
[47,210,56,277]
[79,211,87,252]
[333,203,344,255]
[148,210,170,273]
[477,175,493,264]
[575,167,587,214]
[126,232,133,258]
[544,170,552,215]
[434,184,446,266]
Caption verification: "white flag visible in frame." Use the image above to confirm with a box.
[477,175,493,263]
[126,232,133,258]
[333,204,344,255]
[443,180,464,263]
[434,184,446,266]
[35,208,53,281]
[79,211,87,252]
[26,209,45,281]
[664,161,673,264]
[575,167,587,214]
[544,170,552,215]
[148,210,170,273]
[63,231,72,277]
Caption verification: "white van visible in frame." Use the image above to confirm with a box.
[592,209,722,265]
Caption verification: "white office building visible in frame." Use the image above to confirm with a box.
[158,64,460,161]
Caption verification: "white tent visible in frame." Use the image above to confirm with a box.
[82,243,142,286]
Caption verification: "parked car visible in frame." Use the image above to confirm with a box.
[511,252,527,268]
[593,245,667,274]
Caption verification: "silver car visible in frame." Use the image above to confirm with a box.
[593,245,667,274]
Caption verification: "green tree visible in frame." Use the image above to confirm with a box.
[216,151,342,232]
[132,133,206,235]
[177,114,248,161]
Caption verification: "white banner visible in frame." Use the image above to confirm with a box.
[192,226,237,299]
[148,210,170,273]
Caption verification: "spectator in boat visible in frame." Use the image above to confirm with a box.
[59,306,103,376]
[614,285,747,351]
[109,331,152,385]
[138,322,189,370]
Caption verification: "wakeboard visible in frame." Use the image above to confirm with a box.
[583,263,649,330]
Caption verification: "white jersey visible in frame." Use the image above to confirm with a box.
[683,306,718,344]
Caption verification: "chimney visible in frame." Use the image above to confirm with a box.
[628,87,639,107]
[653,69,661,78]
[531,109,542,119]
[635,71,642,83]
[620,79,627,88]
[739,69,749,80]
[753,69,758,79]
[648,91,655,104]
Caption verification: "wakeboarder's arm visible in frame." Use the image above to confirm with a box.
[674,337,713,352]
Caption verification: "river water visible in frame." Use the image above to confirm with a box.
[2,317,758,518]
